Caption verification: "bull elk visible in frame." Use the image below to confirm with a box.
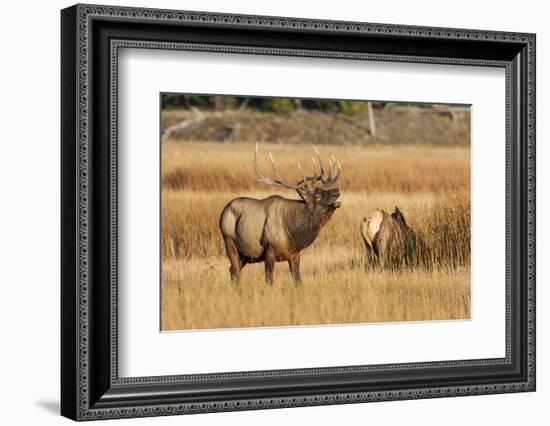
[219,143,342,285]
[360,206,427,270]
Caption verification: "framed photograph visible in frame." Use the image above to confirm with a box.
[61,4,536,421]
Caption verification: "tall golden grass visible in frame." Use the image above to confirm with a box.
[161,140,471,330]
[162,259,470,330]
[162,141,469,193]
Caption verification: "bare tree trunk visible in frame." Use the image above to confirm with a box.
[212,96,224,110]
[224,122,241,143]
[367,102,377,136]
[238,97,250,112]
[162,107,206,140]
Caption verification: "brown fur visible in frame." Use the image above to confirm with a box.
[219,187,340,284]
[361,206,427,270]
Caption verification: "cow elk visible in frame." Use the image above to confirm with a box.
[219,142,342,285]
[360,206,427,270]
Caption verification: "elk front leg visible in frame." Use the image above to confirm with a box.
[224,237,242,281]
[288,254,302,285]
[264,247,276,285]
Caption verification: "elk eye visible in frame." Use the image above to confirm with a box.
[314,193,321,200]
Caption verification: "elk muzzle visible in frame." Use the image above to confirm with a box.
[328,188,341,208]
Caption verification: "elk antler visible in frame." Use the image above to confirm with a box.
[254,142,341,191]
[254,142,308,190]
[313,146,342,188]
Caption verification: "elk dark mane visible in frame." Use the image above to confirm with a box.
[284,202,327,252]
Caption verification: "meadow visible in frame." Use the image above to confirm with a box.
[161,140,471,330]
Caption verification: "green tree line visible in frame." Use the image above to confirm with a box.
[161,94,380,114]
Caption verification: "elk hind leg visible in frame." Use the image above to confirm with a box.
[363,239,378,270]
[224,237,242,281]
[361,217,379,270]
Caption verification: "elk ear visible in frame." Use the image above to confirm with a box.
[393,206,406,224]
[296,187,314,204]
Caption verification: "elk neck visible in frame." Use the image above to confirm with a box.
[284,201,327,252]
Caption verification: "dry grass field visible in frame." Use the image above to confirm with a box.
[161,140,471,330]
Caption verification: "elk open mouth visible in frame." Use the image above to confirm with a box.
[329,188,341,208]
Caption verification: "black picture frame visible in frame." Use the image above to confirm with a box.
[61,3,536,421]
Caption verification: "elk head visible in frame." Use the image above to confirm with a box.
[254,142,342,217]
[391,206,407,225]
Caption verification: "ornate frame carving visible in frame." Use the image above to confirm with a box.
[61,4,535,420]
